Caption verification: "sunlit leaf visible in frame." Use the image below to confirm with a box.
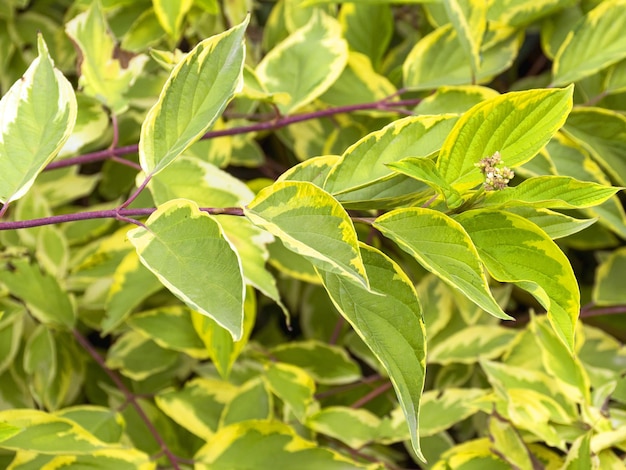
[437,86,573,191]
[0,35,76,205]
[245,181,368,288]
[456,209,580,350]
[256,12,347,115]
[139,17,248,175]
[127,199,245,340]
[374,208,510,320]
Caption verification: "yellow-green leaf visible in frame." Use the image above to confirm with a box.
[127,199,245,340]
[374,208,510,320]
[318,244,427,461]
[0,35,76,205]
[256,12,348,115]
[552,0,626,86]
[139,17,248,175]
[437,86,574,191]
[245,181,368,288]
[456,209,580,350]
[65,2,147,114]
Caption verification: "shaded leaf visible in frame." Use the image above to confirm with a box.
[318,243,426,461]
[270,340,361,385]
[195,421,368,469]
[65,2,146,114]
[552,0,626,86]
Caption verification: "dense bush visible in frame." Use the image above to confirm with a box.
[0,1,626,469]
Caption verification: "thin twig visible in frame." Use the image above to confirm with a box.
[579,305,626,319]
[43,98,423,172]
[0,207,245,230]
[72,329,182,469]
[350,381,393,409]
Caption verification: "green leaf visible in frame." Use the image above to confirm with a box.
[339,3,393,69]
[139,17,248,175]
[0,303,23,376]
[192,286,256,379]
[437,86,574,191]
[403,24,521,90]
[0,422,20,442]
[0,35,76,205]
[563,108,626,186]
[270,340,361,385]
[480,360,576,427]
[102,250,163,333]
[503,207,597,240]
[482,176,620,209]
[55,406,124,445]
[552,0,626,86]
[245,181,368,288]
[593,247,626,305]
[432,438,511,469]
[415,85,500,114]
[0,409,128,454]
[429,326,518,365]
[488,413,536,470]
[148,156,255,207]
[419,389,488,437]
[155,378,237,439]
[531,317,590,402]
[488,0,576,28]
[306,407,381,449]
[324,114,459,196]
[443,0,487,78]
[374,208,510,320]
[127,199,245,340]
[65,2,147,114]
[6,449,156,470]
[318,244,426,461]
[264,362,316,422]
[0,258,75,328]
[563,433,593,470]
[105,330,179,381]
[456,209,580,350]
[256,12,348,115]
[220,378,272,427]
[278,154,339,188]
[128,306,207,359]
[387,157,464,209]
[195,421,368,469]
[153,0,193,40]
[216,216,284,311]
[319,52,396,109]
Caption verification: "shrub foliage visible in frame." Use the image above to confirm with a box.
[0,1,626,469]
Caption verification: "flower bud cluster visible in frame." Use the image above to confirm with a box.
[474,151,514,191]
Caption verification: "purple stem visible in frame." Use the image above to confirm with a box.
[43,98,423,171]
[350,381,393,409]
[72,329,182,469]
[0,207,244,230]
